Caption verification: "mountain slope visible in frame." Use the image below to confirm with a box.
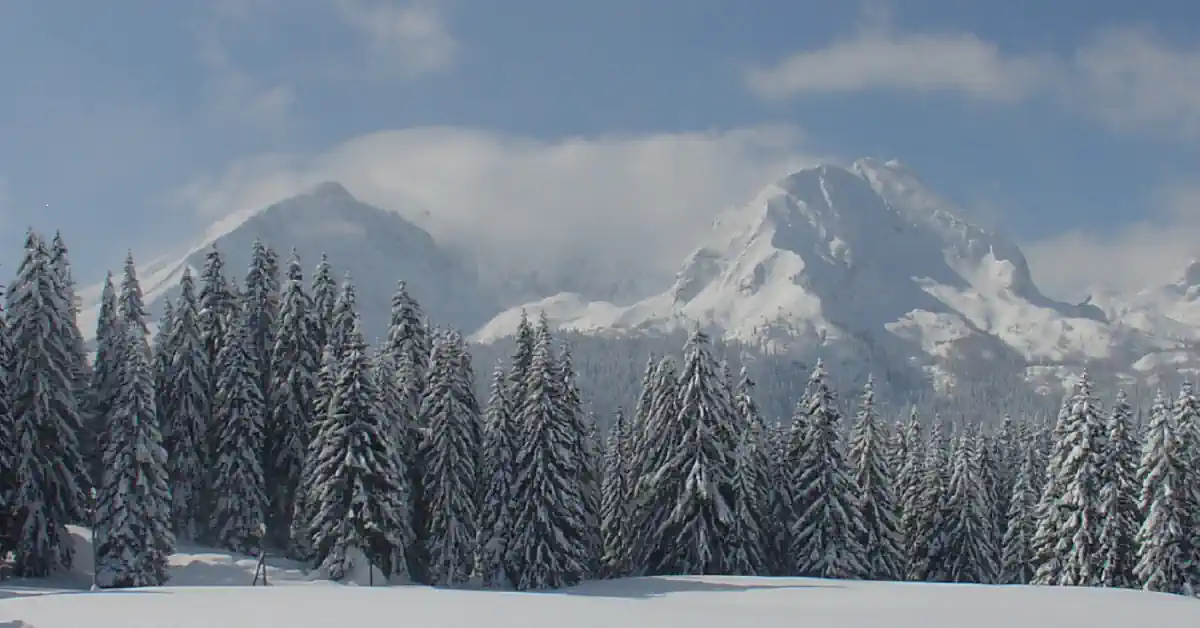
[473,159,1124,379]
[79,182,498,341]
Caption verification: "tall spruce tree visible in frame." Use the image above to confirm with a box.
[939,432,1000,583]
[790,360,867,579]
[380,281,431,581]
[627,356,681,576]
[599,408,632,578]
[47,233,90,442]
[848,376,903,581]
[86,273,120,501]
[1097,389,1139,588]
[164,269,209,541]
[1001,422,1040,584]
[475,363,518,588]
[729,367,770,576]
[94,322,173,588]
[650,330,738,575]
[420,330,481,586]
[243,239,280,423]
[1133,390,1190,593]
[728,422,768,576]
[0,294,15,555]
[308,318,411,581]
[764,419,794,576]
[266,253,319,551]
[1032,372,1107,587]
[309,254,337,349]
[314,279,357,425]
[6,233,87,576]
[558,341,602,576]
[910,419,948,581]
[1170,383,1200,589]
[199,244,236,510]
[895,407,925,580]
[508,323,589,589]
[152,298,176,426]
[209,302,267,554]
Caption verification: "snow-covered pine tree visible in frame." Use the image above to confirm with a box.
[939,431,1000,583]
[895,406,925,580]
[790,360,867,579]
[266,252,319,551]
[420,330,481,586]
[508,323,589,589]
[909,419,948,581]
[243,239,280,425]
[887,417,909,502]
[974,429,1004,580]
[1169,382,1200,589]
[728,367,770,576]
[1032,372,1106,587]
[308,318,411,581]
[0,296,14,555]
[47,233,91,438]
[370,348,414,580]
[309,254,337,349]
[152,298,176,423]
[848,376,903,581]
[992,413,1018,540]
[599,407,631,578]
[647,329,738,575]
[94,322,173,588]
[164,269,209,541]
[1028,392,1072,584]
[313,279,357,425]
[209,301,267,555]
[118,251,149,340]
[380,281,432,580]
[475,363,518,588]
[383,281,430,424]
[622,355,658,515]
[626,356,683,576]
[1097,389,1139,588]
[764,419,794,576]
[199,244,236,501]
[6,233,87,576]
[558,341,603,576]
[728,419,768,576]
[85,273,120,500]
[1133,389,1190,594]
[506,310,536,416]
[1001,421,1040,584]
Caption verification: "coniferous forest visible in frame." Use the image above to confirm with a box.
[2,230,1200,596]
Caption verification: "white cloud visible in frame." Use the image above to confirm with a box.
[1068,28,1200,139]
[171,126,823,281]
[746,23,1200,140]
[1025,184,1200,300]
[333,0,458,76]
[745,24,1050,103]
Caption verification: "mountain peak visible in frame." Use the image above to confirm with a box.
[305,181,355,201]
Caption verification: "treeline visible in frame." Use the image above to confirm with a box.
[0,231,1197,596]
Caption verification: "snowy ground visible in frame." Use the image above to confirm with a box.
[1,527,1198,627]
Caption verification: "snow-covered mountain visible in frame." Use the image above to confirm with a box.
[472,159,1177,385]
[79,182,499,341]
[77,161,1200,391]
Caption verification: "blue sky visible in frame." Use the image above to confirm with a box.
[2,0,1200,299]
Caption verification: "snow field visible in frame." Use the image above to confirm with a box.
[1,527,1198,628]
